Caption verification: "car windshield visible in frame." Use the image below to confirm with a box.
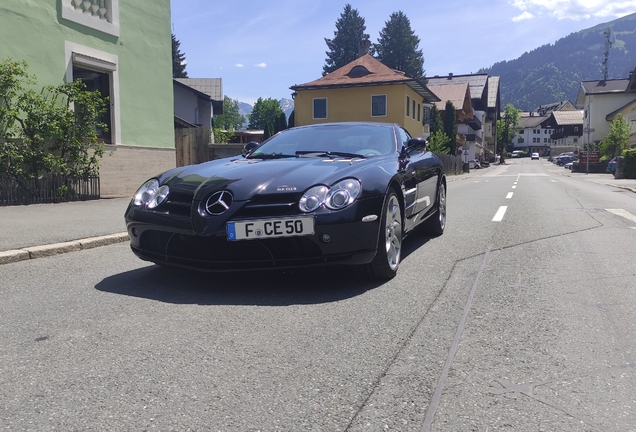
[247,124,396,159]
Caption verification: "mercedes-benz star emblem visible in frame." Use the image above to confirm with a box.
[205,191,233,215]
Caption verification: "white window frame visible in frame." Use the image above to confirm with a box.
[371,94,387,117]
[65,41,120,145]
[313,98,327,119]
[60,0,120,37]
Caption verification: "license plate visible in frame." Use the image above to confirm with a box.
[227,217,315,241]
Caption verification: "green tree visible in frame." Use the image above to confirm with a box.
[443,101,456,155]
[288,110,295,128]
[248,97,284,139]
[429,105,443,135]
[0,58,107,183]
[427,130,450,154]
[496,103,521,164]
[599,114,630,158]
[323,4,369,76]
[214,96,246,131]
[172,33,188,78]
[373,11,424,79]
[273,111,287,134]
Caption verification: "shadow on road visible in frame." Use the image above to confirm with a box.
[95,265,382,306]
[95,230,432,306]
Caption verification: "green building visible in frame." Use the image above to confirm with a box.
[0,0,175,197]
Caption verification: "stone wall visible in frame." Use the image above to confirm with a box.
[99,145,176,198]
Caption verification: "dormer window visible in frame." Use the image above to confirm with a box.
[347,65,371,78]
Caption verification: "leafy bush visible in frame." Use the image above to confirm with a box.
[621,148,636,179]
[0,57,107,183]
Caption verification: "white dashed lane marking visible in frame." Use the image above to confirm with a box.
[506,192,513,199]
[606,209,636,225]
[492,206,508,222]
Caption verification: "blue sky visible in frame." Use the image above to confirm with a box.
[170,0,636,105]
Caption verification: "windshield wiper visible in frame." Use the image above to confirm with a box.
[296,151,365,159]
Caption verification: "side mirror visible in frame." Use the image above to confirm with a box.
[243,141,260,155]
[407,137,427,150]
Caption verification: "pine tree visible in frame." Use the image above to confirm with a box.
[373,11,424,79]
[323,4,369,76]
[429,105,443,135]
[443,101,456,155]
[172,34,188,78]
[274,112,288,134]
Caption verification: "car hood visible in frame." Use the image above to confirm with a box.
[159,155,387,202]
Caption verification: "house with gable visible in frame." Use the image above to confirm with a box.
[547,110,584,152]
[426,82,479,160]
[174,78,223,132]
[425,73,501,161]
[289,48,440,138]
[576,69,636,147]
[0,0,175,197]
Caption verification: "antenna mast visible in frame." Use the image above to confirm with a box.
[602,27,612,81]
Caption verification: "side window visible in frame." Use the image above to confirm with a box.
[406,96,410,117]
[398,127,410,147]
[371,95,387,117]
[313,98,327,119]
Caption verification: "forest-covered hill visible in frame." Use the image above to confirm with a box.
[479,13,636,111]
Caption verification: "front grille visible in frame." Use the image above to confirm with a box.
[136,230,351,271]
[162,191,193,216]
[236,192,303,218]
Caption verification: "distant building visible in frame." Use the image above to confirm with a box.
[547,110,584,149]
[426,73,500,160]
[512,113,552,155]
[290,53,440,138]
[577,73,636,146]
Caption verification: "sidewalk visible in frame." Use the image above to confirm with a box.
[0,197,131,264]
[2,163,633,265]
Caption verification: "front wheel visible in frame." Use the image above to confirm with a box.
[425,180,446,236]
[361,190,402,280]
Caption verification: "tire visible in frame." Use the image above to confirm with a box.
[425,180,446,236]
[361,190,402,280]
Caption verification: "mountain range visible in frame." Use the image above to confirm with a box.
[237,13,636,119]
[479,12,636,111]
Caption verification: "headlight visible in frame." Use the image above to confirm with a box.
[133,179,169,208]
[299,179,361,212]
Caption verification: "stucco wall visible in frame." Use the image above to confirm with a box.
[294,85,426,138]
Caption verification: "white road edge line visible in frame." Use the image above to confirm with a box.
[492,206,508,222]
[606,209,636,224]
[506,192,513,199]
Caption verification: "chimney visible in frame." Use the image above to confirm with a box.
[358,38,371,57]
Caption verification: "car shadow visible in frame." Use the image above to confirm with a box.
[95,265,381,306]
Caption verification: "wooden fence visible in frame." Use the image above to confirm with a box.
[434,153,463,175]
[175,127,211,167]
[0,174,100,206]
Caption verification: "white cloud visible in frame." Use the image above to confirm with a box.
[509,0,636,20]
[236,63,244,68]
[512,11,534,21]
[254,63,267,68]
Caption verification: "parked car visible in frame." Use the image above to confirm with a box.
[564,160,577,170]
[531,152,540,160]
[124,122,447,280]
[556,155,577,166]
[468,159,481,169]
[511,150,524,158]
[607,157,617,173]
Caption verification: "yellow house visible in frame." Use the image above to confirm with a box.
[289,54,440,138]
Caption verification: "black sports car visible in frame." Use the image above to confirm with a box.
[125,122,446,279]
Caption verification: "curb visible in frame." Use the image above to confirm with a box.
[0,232,129,265]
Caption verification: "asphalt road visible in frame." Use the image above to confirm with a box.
[1,159,635,431]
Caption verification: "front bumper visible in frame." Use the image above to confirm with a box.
[125,196,384,272]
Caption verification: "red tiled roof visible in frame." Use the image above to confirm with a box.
[290,54,439,102]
